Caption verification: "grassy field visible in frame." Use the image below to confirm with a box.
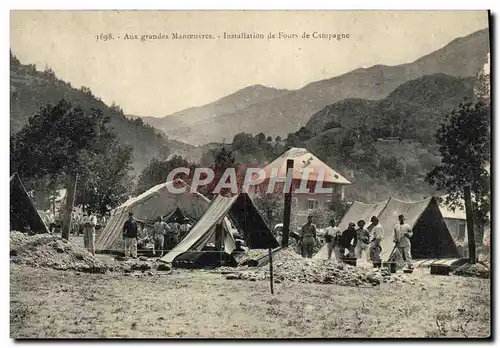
[10,264,490,339]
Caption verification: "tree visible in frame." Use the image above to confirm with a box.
[200,146,237,198]
[253,194,284,229]
[136,155,193,194]
[256,132,266,145]
[266,136,273,142]
[474,53,490,103]
[232,132,257,155]
[75,135,134,215]
[425,101,490,262]
[10,99,117,239]
[10,50,21,67]
[325,200,350,223]
[275,135,282,142]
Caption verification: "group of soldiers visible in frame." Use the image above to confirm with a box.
[122,212,192,258]
[297,214,414,269]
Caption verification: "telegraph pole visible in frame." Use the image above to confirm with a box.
[282,159,294,247]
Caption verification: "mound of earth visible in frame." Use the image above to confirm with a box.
[10,231,108,273]
[9,231,171,276]
[453,263,490,279]
[220,248,416,287]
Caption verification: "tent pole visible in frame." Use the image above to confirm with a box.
[282,159,294,247]
[464,186,476,264]
[269,248,274,294]
[215,223,223,265]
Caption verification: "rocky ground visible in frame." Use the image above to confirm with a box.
[10,232,492,339]
[9,231,171,276]
[220,248,415,287]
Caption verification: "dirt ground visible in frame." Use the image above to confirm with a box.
[10,263,490,339]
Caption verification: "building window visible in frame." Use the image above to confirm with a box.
[458,223,466,240]
[307,199,318,210]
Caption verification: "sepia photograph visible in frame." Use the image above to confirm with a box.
[8,9,491,339]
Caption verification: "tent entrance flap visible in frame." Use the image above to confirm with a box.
[161,193,278,264]
[161,194,238,263]
[10,173,50,234]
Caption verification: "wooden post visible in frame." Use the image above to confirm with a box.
[214,223,223,266]
[282,159,294,247]
[464,186,476,264]
[61,172,78,241]
[269,248,274,294]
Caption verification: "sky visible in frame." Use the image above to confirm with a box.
[10,10,489,117]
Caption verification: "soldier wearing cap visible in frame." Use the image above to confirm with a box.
[323,218,341,261]
[393,214,413,269]
[339,222,357,258]
[122,212,139,258]
[300,215,317,258]
[368,216,384,267]
[355,220,370,261]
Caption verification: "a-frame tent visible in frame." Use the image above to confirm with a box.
[10,173,50,234]
[96,179,235,253]
[314,196,460,261]
[161,192,279,263]
[377,197,460,261]
[314,199,388,260]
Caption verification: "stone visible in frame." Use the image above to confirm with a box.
[226,273,241,280]
[130,263,151,271]
[139,256,148,261]
[157,263,171,272]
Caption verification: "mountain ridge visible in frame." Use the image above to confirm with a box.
[140,28,489,145]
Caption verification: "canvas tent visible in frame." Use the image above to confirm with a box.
[314,199,388,260]
[439,199,467,241]
[96,179,235,252]
[10,173,49,234]
[161,192,279,263]
[314,196,460,261]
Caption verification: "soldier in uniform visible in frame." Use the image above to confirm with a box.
[300,215,317,258]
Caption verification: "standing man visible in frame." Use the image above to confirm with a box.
[355,220,371,261]
[81,210,97,255]
[323,218,341,261]
[368,216,384,268]
[393,214,413,269]
[122,212,138,258]
[339,222,357,258]
[152,216,167,257]
[179,217,192,241]
[165,218,180,252]
[300,215,317,258]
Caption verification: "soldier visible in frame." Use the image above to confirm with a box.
[179,217,192,241]
[368,216,384,268]
[393,214,413,269]
[81,210,97,255]
[339,222,357,258]
[323,218,341,261]
[152,216,167,257]
[300,215,317,258]
[122,212,139,258]
[355,220,371,261]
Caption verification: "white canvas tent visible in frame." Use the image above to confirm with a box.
[314,197,460,261]
[96,179,235,252]
[161,193,279,263]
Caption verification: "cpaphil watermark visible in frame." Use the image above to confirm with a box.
[165,167,334,195]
